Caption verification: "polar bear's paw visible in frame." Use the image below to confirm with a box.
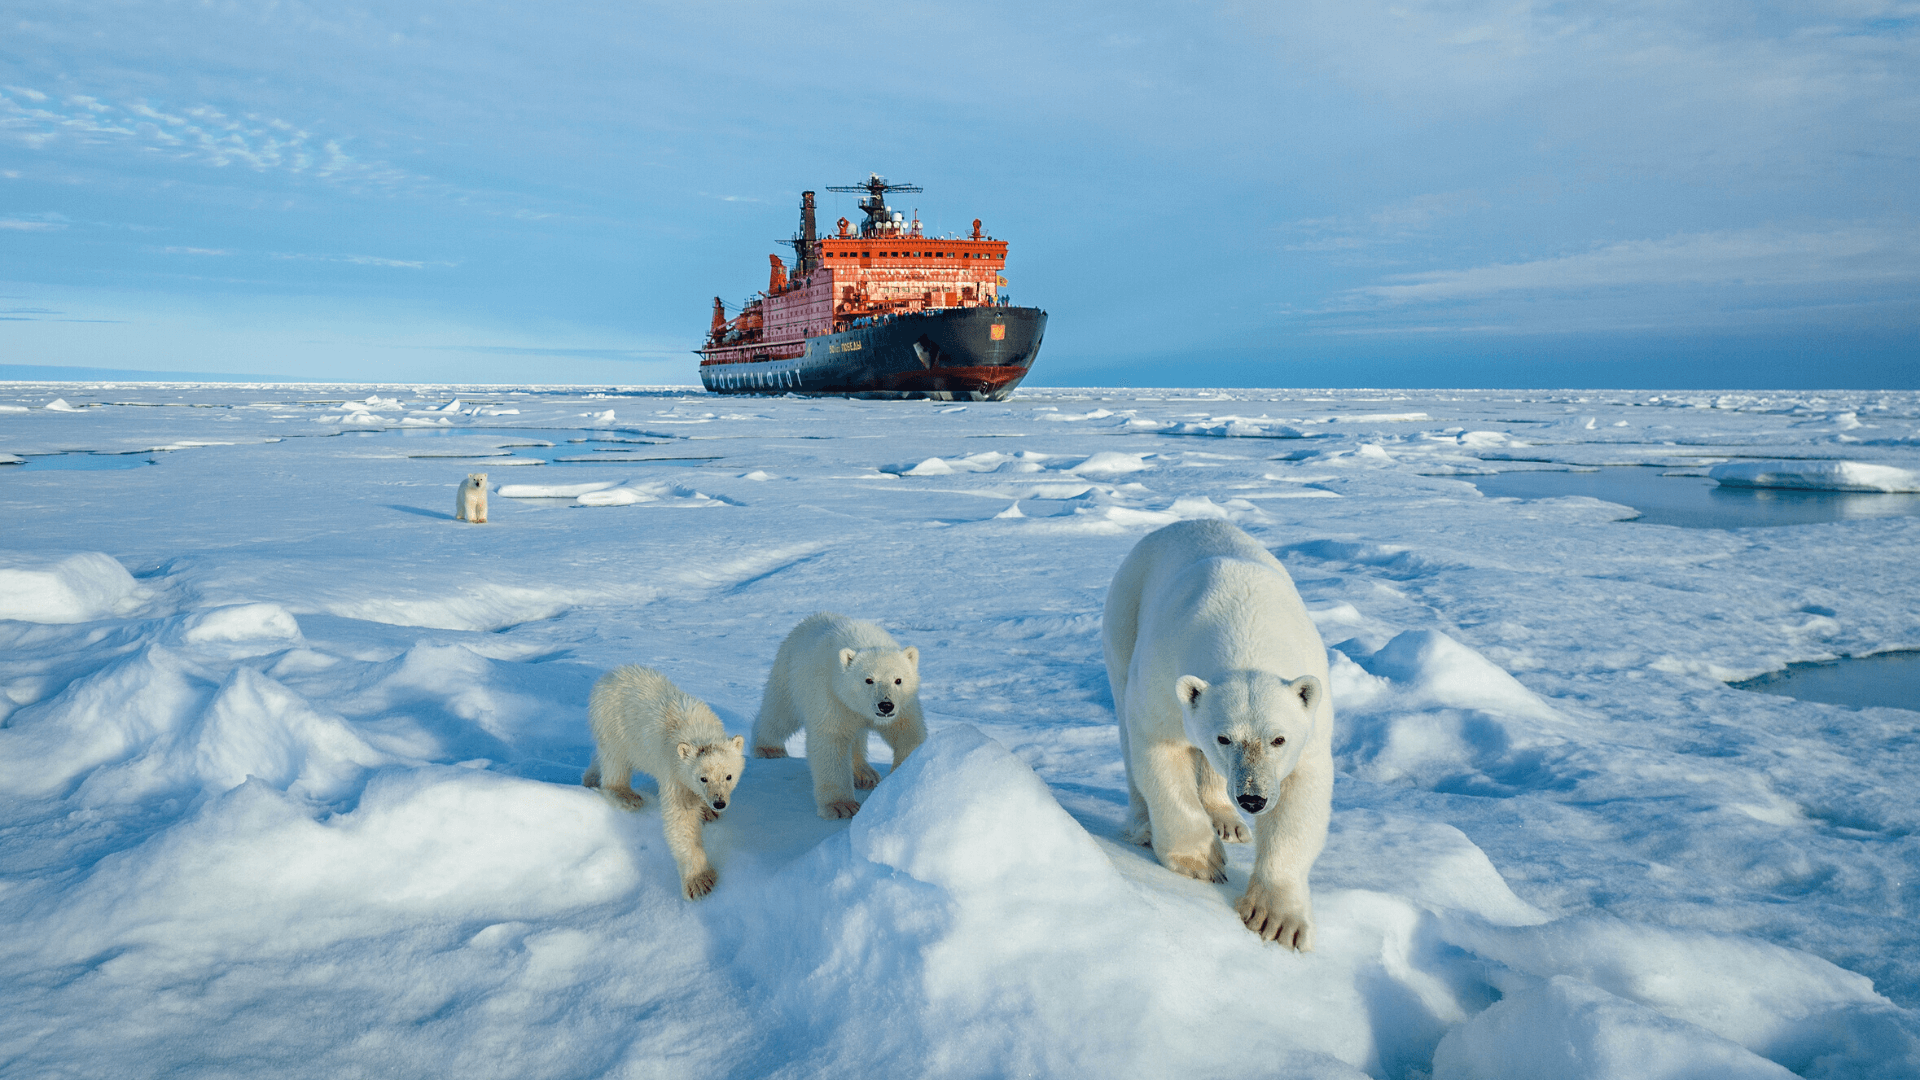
[1163,848,1228,884]
[1235,882,1314,951]
[606,785,646,810]
[820,799,861,819]
[753,745,788,759]
[682,867,717,901]
[852,762,881,790]
[1208,810,1251,844]
[1122,816,1153,847]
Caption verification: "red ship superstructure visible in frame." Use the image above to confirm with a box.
[698,174,1046,399]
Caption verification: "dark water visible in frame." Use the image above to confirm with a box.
[1467,466,1920,529]
[3,453,156,471]
[1731,651,1920,713]
[363,427,720,467]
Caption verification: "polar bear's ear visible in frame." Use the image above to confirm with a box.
[730,734,745,752]
[902,646,919,668]
[840,648,859,670]
[1293,675,1322,712]
[1176,675,1208,708]
[677,742,695,760]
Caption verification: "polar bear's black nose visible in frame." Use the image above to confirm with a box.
[877,700,895,715]
[712,798,726,810]
[1237,794,1267,813]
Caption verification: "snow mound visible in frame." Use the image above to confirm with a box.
[1068,451,1154,476]
[44,397,80,411]
[574,481,730,507]
[1334,630,1566,796]
[0,551,141,623]
[1433,975,1797,1080]
[1709,460,1920,493]
[324,582,576,631]
[497,480,620,498]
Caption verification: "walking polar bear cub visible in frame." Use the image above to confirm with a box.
[752,613,927,819]
[1103,519,1333,950]
[583,665,745,900]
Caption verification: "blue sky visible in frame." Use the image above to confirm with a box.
[2,1,1915,387]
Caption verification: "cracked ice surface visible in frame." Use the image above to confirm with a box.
[1,383,1918,1079]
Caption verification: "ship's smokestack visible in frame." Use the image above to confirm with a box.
[798,191,818,275]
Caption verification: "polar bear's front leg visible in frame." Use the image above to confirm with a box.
[1237,765,1331,949]
[850,733,880,790]
[807,726,862,819]
[1139,739,1227,883]
[1193,748,1251,844]
[662,786,717,900]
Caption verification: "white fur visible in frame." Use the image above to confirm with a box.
[751,612,927,819]
[1102,520,1333,950]
[582,665,745,900]
[455,473,488,523]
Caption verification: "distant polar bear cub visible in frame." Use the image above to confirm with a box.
[752,613,927,819]
[1102,519,1333,950]
[455,473,488,523]
[583,665,745,900]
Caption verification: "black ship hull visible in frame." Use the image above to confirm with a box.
[700,306,1046,401]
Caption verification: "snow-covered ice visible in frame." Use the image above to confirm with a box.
[3,384,1919,1078]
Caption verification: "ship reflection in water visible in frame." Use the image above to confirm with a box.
[698,174,1047,401]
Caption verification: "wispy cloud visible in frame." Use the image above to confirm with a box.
[1346,225,1920,305]
[0,213,68,231]
[0,85,429,193]
[272,253,456,270]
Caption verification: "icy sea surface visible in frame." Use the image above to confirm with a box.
[2,384,1918,1079]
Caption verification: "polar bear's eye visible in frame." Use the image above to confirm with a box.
[726,774,733,781]
[1216,735,1230,745]
[1271,736,1286,747]
[893,678,902,686]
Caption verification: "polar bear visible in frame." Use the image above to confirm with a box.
[751,612,927,819]
[455,473,488,523]
[582,665,745,900]
[1102,519,1333,950]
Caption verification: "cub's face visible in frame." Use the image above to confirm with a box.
[676,734,746,812]
[1177,672,1323,816]
[466,473,488,488]
[834,645,921,724]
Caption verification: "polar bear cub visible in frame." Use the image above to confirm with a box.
[751,613,927,819]
[455,473,488,523]
[1102,519,1333,950]
[582,665,745,900]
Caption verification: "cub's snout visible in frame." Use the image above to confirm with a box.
[876,699,895,716]
[711,796,728,811]
[1237,793,1268,813]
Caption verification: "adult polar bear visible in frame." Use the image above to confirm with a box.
[1103,519,1333,950]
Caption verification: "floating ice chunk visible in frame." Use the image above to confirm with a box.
[497,480,621,498]
[0,551,139,623]
[398,416,453,427]
[474,406,520,415]
[1069,451,1153,476]
[43,398,80,411]
[1432,975,1797,1080]
[740,470,776,481]
[0,404,28,413]
[994,502,1025,519]
[1709,460,1920,493]
[581,409,616,424]
[1455,431,1515,448]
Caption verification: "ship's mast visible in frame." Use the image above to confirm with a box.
[826,173,923,237]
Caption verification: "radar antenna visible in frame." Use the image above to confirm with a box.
[825,172,923,236]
